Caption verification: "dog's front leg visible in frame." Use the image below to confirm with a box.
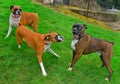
[47,48,60,58]
[5,25,12,38]
[68,51,82,71]
[37,49,47,77]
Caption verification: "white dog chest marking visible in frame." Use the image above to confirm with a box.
[71,39,79,50]
[44,45,50,52]
[10,14,21,27]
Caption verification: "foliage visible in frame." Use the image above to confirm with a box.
[96,0,120,9]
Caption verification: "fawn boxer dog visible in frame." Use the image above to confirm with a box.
[68,23,114,81]
[16,24,63,76]
[5,5,39,38]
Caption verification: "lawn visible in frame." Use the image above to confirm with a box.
[0,0,120,84]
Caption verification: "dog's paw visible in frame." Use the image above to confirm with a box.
[42,73,47,77]
[68,67,72,71]
[18,45,21,49]
[105,77,109,81]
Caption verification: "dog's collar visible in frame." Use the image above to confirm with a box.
[44,41,51,45]
[12,14,20,18]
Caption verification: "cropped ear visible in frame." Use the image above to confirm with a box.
[83,24,87,29]
[44,35,51,40]
[10,5,14,10]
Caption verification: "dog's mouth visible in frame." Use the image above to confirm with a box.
[12,14,21,18]
[73,33,79,39]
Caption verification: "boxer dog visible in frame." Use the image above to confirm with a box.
[68,23,114,81]
[5,5,39,38]
[16,24,63,76]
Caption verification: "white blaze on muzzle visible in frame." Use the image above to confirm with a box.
[55,35,64,42]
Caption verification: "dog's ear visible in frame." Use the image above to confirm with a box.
[10,5,14,10]
[83,24,87,29]
[44,35,51,40]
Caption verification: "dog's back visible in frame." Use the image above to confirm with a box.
[20,12,39,26]
[16,25,37,49]
[16,25,34,38]
[83,35,114,55]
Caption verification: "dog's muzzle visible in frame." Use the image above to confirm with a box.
[72,25,82,39]
[72,29,82,39]
[55,35,64,42]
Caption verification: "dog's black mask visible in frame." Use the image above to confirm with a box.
[55,34,64,42]
[72,24,82,35]
[13,8,22,15]
[72,24,83,39]
[72,23,87,39]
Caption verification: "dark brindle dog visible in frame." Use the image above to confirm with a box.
[68,23,114,81]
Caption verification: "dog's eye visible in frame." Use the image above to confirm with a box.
[14,8,18,11]
[77,25,80,27]
[19,9,22,11]
[73,28,77,30]
[78,26,82,30]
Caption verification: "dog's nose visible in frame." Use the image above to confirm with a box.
[18,11,21,15]
[55,35,64,42]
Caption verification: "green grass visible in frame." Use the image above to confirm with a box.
[0,0,120,84]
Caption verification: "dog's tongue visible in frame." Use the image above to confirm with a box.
[74,34,79,38]
[13,15,20,18]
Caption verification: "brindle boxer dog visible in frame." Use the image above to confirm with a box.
[68,23,114,81]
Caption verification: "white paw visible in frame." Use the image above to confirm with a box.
[68,67,72,71]
[42,73,47,77]
[18,45,21,49]
[105,77,109,81]
[56,55,60,58]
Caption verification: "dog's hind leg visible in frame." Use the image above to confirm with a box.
[105,62,113,81]
[5,26,12,38]
[16,33,22,48]
[99,53,106,67]
[102,53,113,81]
[47,48,60,58]
[32,17,39,32]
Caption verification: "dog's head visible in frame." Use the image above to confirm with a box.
[72,23,87,39]
[10,5,22,18]
[45,32,64,42]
